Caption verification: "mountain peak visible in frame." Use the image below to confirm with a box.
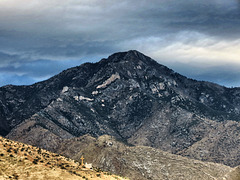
[105,50,154,64]
[125,49,145,57]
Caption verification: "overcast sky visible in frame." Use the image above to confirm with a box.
[0,0,240,87]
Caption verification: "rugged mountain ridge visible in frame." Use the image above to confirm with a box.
[1,50,240,167]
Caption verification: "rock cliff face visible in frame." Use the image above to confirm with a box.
[1,50,240,167]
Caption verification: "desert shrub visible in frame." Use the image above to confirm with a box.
[37,148,42,154]
[0,153,4,156]
[95,167,102,172]
[12,173,19,179]
[7,148,11,153]
[60,166,66,169]
[33,158,39,164]
[96,174,101,177]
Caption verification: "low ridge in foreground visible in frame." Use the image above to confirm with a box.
[0,136,128,180]
[8,132,238,180]
[56,135,240,180]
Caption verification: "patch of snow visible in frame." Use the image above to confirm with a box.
[159,83,165,90]
[173,80,177,86]
[151,86,158,93]
[129,96,133,101]
[79,96,94,101]
[97,73,120,89]
[74,96,94,101]
[92,91,99,95]
[57,98,63,102]
[74,96,79,101]
[61,86,69,93]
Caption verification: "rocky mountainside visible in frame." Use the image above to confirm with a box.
[1,135,238,180]
[1,50,240,167]
[56,135,239,180]
[2,133,236,180]
[0,136,127,180]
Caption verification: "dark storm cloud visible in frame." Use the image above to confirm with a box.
[1,0,240,56]
[135,0,240,37]
[0,0,240,86]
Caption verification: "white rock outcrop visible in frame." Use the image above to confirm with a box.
[97,73,120,89]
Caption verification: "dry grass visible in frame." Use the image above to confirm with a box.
[0,136,128,180]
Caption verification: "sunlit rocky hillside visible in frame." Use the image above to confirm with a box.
[0,136,128,180]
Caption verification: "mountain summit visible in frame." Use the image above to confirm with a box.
[0,50,240,167]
